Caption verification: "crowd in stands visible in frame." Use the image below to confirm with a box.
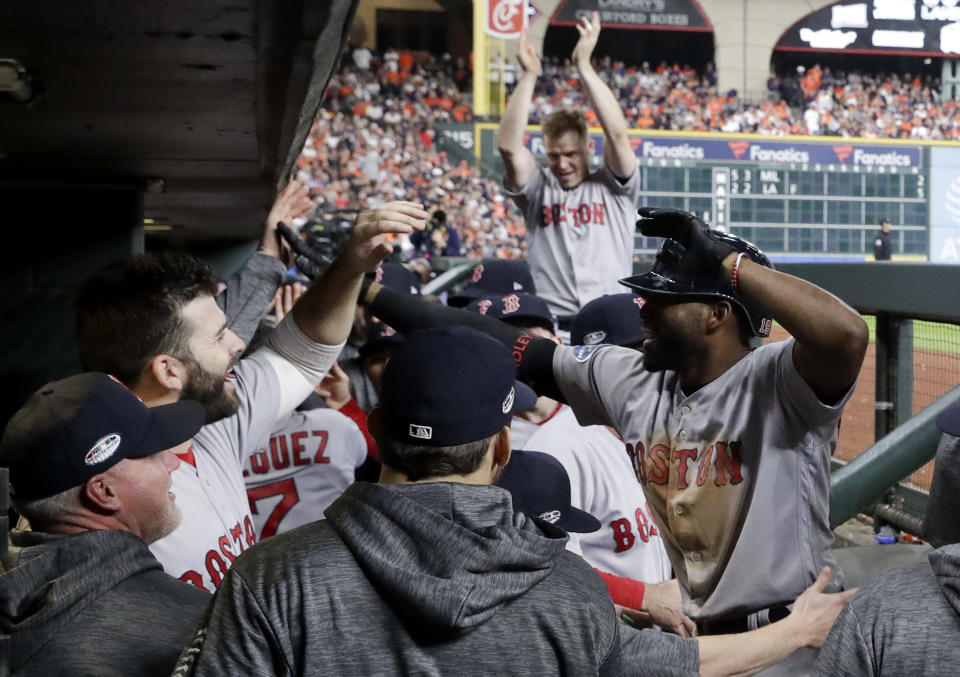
[296,50,526,261]
[528,56,953,139]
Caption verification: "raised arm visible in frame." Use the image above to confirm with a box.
[498,27,539,192]
[258,202,428,416]
[638,208,868,404]
[571,12,635,180]
[721,252,868,405]
[291,202,427,346]
[218,180,314,344]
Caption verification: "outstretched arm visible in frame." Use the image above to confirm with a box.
[696,568,856,677]
[259,202,428,416]
[721,253,868,404]
[572,12,635,180]
[363,282,563,400]
[498,27,539,192]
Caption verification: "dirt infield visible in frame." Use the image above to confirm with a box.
[766,326,960,491]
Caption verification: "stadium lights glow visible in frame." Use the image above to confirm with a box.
[143,224,173,232]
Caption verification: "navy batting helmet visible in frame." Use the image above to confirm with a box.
[619,232,774,338]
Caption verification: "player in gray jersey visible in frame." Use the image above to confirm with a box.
[498,12,639,326]
[361,207,867,675]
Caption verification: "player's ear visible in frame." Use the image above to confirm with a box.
[492,426,512,470]
[147,354,188,393]
[83,468,124,513]
[706,300,735,335]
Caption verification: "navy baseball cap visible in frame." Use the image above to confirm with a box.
[571,294,647,347]
[0,373,205,500]
[379,326,537,446]
[463,293,556,334]
[498,450,601,533]
[448,260,536,307]
[936,403,960,437]
[376,262,421,295]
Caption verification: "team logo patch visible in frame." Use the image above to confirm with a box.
[572,345,598,363]
[409,424,433,440]
[583,330,606,345]
[84,433,122,466]
[502,386,515,413]
[538,509,561,524]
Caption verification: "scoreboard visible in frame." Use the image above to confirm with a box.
[454,124,936,261]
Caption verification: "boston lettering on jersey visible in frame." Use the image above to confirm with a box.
[243,430,331,477]
[609,502,660,553]
[624,440,744,490]
[540,202,607,227]
[179,515,257,592]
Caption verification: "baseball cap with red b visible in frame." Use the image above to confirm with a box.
[0,373,204,500]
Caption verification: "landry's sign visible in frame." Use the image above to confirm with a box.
[521,131,924,168]
[551,0,711,31]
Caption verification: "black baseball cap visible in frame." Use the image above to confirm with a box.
[571,293,646,347]
[463,293,555,334]
[379,326,537,446]
[0,373,205,500]
[448,260,536,307]
[498,450,601,533]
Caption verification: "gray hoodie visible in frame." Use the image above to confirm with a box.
[814,543,960,676]
[175,481,698,676]
[0,529,210,676]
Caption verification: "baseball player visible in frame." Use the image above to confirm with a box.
[524,294,675,608]
[498,12,640,328]
[244,407,368,540]
[76,202,427,591]
[361,207,868,674]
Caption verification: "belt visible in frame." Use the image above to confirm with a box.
[696,605,791,635]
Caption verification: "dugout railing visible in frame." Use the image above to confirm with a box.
[431,259,960,537]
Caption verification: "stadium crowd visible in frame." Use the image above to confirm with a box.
[530,56,953,139]
[297,53,526,261]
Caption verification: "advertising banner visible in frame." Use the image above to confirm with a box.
[551,0,711,31]
[518,130,924,168]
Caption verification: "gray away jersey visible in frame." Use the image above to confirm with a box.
[505,164,641,319]
[553,338,852,620]
[149,350,283,592]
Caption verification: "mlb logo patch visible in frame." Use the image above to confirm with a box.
[409,424,433,440]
